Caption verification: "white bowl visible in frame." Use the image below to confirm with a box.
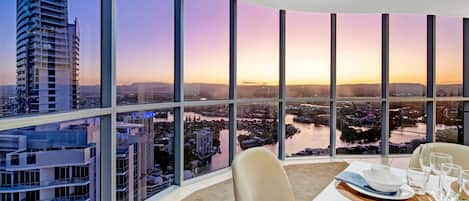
[362,168,405,192]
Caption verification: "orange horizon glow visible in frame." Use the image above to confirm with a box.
[114,2,462,87]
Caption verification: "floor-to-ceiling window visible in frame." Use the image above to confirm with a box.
[0,0,102,200]
[285,12,331,157]
[336,14,382,154]
[1,0,467,200]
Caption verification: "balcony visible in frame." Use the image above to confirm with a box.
[28,194,90,201]
[3,147,95,170]
[0,177,90,193]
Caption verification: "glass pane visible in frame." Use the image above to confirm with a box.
[436,101,463,144]
[237,103,278,155]
[184,105,229,179]
[389,102,426,154]
[337,14,381,97]
[116,0,174,105]
[237,2,278,98]
[1,0,101,118]
[336,102,381,154]
[436,17,463,97]
[184,0,229,101]
[286,12,330,98]
[116,110,175,199]
[285,102,330,157]
[0,117,100,200]
[390,14,426,97]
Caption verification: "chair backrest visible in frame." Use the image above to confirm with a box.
[410,142,469,170]
[232,147,295,201]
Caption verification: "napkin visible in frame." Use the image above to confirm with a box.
[335,171,398,196]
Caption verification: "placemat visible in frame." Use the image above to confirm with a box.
[336,182,436,201]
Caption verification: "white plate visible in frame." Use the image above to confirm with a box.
[345,182,415,200]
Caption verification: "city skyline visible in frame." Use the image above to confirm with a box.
[0,0,463,86]
[0,1,466,200]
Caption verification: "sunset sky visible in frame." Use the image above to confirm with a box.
[0,0,463,86]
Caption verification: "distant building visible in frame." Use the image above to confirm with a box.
[116,122,146,201]
[0,95,7,117]
[116,142,139,201]
[16,0,80,114]
[0,123,98,201]
[195,128,213,159]
[117,111,175,200]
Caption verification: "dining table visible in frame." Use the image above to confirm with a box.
[313,161,441,201]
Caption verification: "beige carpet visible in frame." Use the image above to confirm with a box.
[182,162,349,201]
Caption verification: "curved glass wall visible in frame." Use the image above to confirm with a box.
[0,0,468,200]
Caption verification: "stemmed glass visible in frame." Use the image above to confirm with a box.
[440,163,462,201]
[429,152,453,200]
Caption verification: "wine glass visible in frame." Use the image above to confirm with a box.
[430,152,453,200]
[440,163,462,201]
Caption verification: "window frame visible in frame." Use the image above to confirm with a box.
[0,1,467,201]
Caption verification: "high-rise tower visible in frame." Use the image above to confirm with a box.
[16,0,79,114]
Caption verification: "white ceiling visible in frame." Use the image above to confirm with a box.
[242,0,469,17]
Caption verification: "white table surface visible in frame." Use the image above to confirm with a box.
[313,161,439,201]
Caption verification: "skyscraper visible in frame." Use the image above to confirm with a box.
[16,0,79,114]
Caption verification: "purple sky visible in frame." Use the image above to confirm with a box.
[0,0,463,86]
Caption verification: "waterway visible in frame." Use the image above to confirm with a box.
[179,112,427,171]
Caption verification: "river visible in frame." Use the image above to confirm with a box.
[178,112,427,171]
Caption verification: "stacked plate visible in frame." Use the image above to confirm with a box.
[336,165,415,200]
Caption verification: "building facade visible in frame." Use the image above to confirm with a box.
[0,122,98,201]
[16,0,79,114]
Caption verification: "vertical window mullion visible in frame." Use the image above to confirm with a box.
[330,13,337,157]
[229,0,238,165]
[463,18,469,145]
[278,9,286,160]
[174,0,184,186]
[381,14,390,156]
[100,0,116,200]
[427,15,436,143]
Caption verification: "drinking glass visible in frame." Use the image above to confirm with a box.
[440,163,462,201]
[418,144,432,172]
[430,152,453,200]
[462,170,469,200]
[407,167,430,195]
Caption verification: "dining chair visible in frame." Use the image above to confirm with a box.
[232,147,295,201]
[410,142,469,170]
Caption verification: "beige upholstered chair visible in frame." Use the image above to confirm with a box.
[232,147,295,201]
[410,142,469,170]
